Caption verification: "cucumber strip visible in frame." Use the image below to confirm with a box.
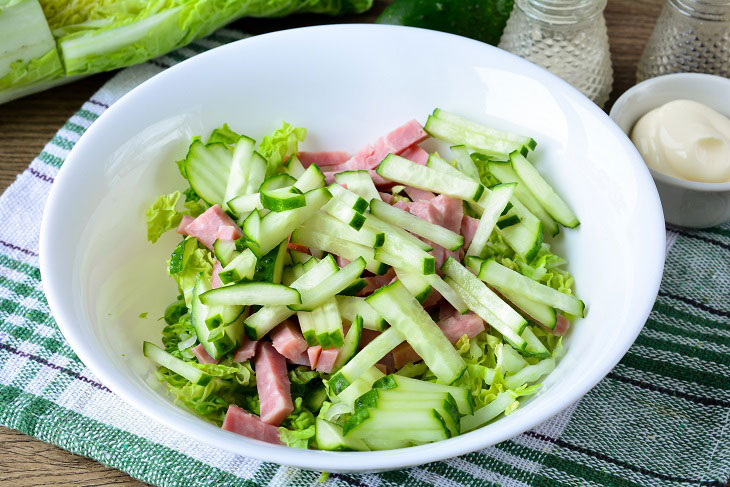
[258,173,296,192]
[373,374,473,415]
[504,357,555,389]
[296,308,318,346]
[376,154,484,202]
[183,140,232,206]
[143,342,210,385]
[442,258,528,349]
[521,326,551,359]
[289,250,311,265]
[219,248,257,284]
[333,366,385,405]
[260,187,306,212]
[466,183,515,258]
[284,154,306,178]
[294,163,326,192]
[329,327,405,395]
[311,297,344,349]
[339,278,367,296]
[424,152,456,173]
[223,135,255,209]
[227,192,264,217]
[244,187,332,258]
[334,170,381,202]
[370,199,463,251]
[191,278,238,358]
[363,438,413,450]
[478,259,585,317]
[253,239,288,284]
[434,109,536,150]
[363,214,433,252]
[497,213,521,229]
[450,145,480,181]
[343,408,449,442]
[290,228,388,275]
[300,212,384,249]
[366,281,466,385]
[488,161,559,237]
[394,268,432,303]
[332,315,363,372]
[204,303,244,329]
[213,239,238,267]
[244,256,338,340]
[496,343,529,374]
[200,282,300,306]
[497,285,557,329]
[243,152,267,195]
[510,152,579,228]
[289,258,367,311]
[460,391,516,432]
[375,238,435,275]
[316,418,370,452]
[336,296,387,331]
[464,255,484,274]
[326,184,369,214]
[425,273,469,314]
[321,197,367,230]
[499,197,543,263]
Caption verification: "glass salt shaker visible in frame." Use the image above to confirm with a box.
[637,0,730,81]
[499,0,614,108]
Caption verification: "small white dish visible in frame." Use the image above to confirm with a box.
[610,72,730,228]
[39,25,665,472]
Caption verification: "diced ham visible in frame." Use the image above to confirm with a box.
[307,346,322,369]
[392,200,411,212]
[379,192,394,204]
[374,363,388,375]
[297,151,350,167]
[271,320,308,362]
[358,269,396,296]
[404,186,436,202]
[287,243,309,253]
[288,352,310,367]
[461,216,480,249]
[233,338,257,362]
[255,342,293,426]
[438,310,485,343]
[216,225,241,241]
[336,256,351,268]
[430,195,463,233]
[551,314,571,336]
[392,342,421,369]
[359,329,381,350]
[422,288,442,308]
[315,348,340,373]
[378,351,395,373]
[398,144,429,166]
[177,215,194,234]
[211,261,223,289]
[184,205,241,251]
[191,344,219,364]
[222,405,283,445]
[409,200,441,225]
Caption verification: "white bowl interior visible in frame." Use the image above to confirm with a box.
[40,25,665,472]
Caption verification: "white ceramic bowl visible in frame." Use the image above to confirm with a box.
[39,25,665,472]
[610,73,730,228]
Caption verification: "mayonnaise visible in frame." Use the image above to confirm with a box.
[630,99,730,183]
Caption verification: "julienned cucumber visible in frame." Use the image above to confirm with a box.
[200,282,301,306]
[299,212,384,249]
[143,342,210,385]
[373,374,474,415]
[218,248,257,284]
[478,259,585,317]
[289,257,366,311]
[316,418,370,451]
[290,228,389,275]
[370,199,463,251]
[331,315,363,372]
[223,135,256,209]
[334,170,381,203]
[466,183,515,258]
[376,154,484,202]
[375,237,436,275]
[366,280,466,385]
[342,408,450,442]
[336,296,387,331]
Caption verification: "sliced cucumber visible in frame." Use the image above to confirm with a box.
[521,326,551,359]
[219,248,257,284]
[373,374,473,415]
[227,192,264,218]
[450,145,480,181]
[460,391,516,432]
[510,152,579,228]
[336,296,387,331]
[499,197,543,263]
[223,135,256,209]
[375,238,435,275]
[294,163,326,192]
[328,327,405,395]
[370,199,463,251]
[243,152,268,195]
[334,170,381,202]
[300,212,384,249]
[191,277,239,358]
[289,249,311,265]
[442,257,528,350]
[478,259,585,317]
[284,154,306,178]
[343,408,450,442]
[143,342,210,385]
[204,303,244,329]
[339,278,367,296]
[466,183,515,258]
[312,298,344,349]
[425,273,469,314]
[200,282,300,306]
[497,285,557,329]
[261,187,306,212]
[394,269,432,303]
[331,315,363,372]
[290,228,388,275]
[183,140,232,206]
[366,281,466,385]
[252,239,288,284]
[289,257,366,311]
[321,197,367,230]
[326,184,369,214]
[376,154,484,202]
[363,214,433,252]
[488,161,559,237]
[332,366,385,405]
[316,418,369,451]
[213,239,238,267]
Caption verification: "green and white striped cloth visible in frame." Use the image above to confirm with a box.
[1,28,728,487]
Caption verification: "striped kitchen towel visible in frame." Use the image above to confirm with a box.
[0,28,728,487]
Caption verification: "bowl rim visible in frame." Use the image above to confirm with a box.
[39,23,666,472]
[609,72,730,191]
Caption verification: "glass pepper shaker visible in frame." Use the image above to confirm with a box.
[499,0,614,108]
[637,0,730,81]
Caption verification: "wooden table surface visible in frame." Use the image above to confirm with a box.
[0,0,663,485]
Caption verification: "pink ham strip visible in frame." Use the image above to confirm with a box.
[184,204,242,251]
[177,215,194,234]
[288,352,310,367]
[270,320,308,362]
[255,342,293,426]
[421,288,442,308]
[392,200,411,212]
[233,338,257,362]
[211,261,223,289]
[297,151,350,167]
[315,348,340,373]
[548,314,571,336]
[379,192,394,204]
[216,225,240,241]
[404,186,436,202]
[222,405,283,445]
[398,144,429,166]
[461,216,480,249]
[336,256,351,268]
[191,344,219,364]
[307,346,322,370]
